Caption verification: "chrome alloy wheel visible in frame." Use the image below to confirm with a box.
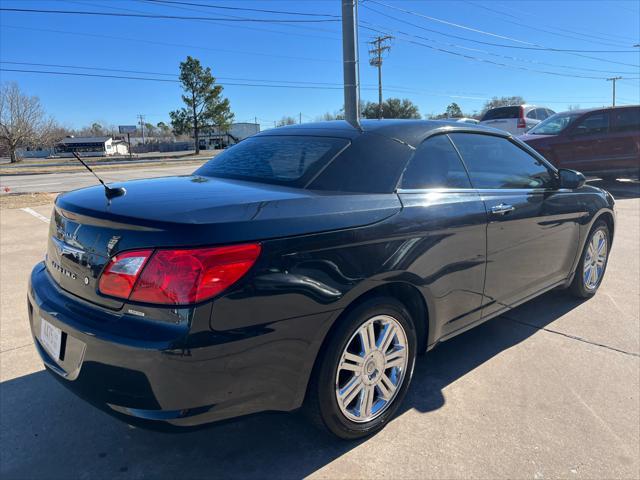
[335,315,409,423]
[583,229,607,290]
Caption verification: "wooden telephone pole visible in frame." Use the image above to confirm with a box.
[606,77,622,107]
[368,35,393,119]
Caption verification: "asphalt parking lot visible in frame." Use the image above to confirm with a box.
[1,180,638,480]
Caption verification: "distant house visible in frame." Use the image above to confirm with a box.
[55,136,129,157]
[196,123,260,150]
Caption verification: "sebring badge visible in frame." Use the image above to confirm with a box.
[49,258,77,280]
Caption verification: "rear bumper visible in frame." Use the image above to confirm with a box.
[28,262,336,428]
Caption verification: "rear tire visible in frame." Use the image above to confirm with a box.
[569,220,610,298]
[305,297,417,440]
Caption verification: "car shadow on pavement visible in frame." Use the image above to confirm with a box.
[0,290,586,480]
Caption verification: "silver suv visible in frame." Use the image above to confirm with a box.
[480,105,555,135]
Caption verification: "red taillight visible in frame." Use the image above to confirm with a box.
[517,106,527,129]
[98,244,261,305]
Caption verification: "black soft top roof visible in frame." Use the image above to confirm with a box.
[257,119,509,147]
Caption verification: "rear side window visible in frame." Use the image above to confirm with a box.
[572,112,609,136]
[526,109,537,119]
[401,134,471,189]
[449,133,554,189]
[481,106,520,121]
[612,108,640,133]
[195,136,349,187]
[535,108,550,120]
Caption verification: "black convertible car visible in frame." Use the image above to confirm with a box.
[29,120,615,439]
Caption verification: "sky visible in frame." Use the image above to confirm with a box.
[1,0,639,131]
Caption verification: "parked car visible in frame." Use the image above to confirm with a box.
[480,105,555,135]
[29,120,615,439]
[521,106,640,180]
[456,117,479,124]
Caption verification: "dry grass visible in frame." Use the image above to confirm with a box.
[0,192,58,209]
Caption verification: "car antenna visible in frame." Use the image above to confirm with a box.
[71,152,126,199]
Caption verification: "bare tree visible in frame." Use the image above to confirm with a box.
[0,83,58,162]
[482,96,526,113]
[276,116,297,127]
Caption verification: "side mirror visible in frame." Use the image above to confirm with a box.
[559,168,586,189]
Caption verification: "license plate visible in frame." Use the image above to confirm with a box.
[40,318,62,360]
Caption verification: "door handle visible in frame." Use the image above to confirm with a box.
[491,203,515,215]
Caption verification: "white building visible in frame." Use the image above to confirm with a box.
[197,123,260,150]
[55,136,129,157]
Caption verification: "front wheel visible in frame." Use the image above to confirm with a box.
[569,220,610,298]
[305,297,417,439]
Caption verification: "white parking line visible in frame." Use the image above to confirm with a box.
[21,182,62,187]
[20,207,50,224]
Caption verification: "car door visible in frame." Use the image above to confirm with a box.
[449,133,585,318]
[395,134,488,338]
[607,107,640,175]
[553,111,611,173]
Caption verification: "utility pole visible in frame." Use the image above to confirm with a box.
[341,0,361,129]
[606,77,622,107]
[299,112,302,124]
[137,114,146,145]
[368,35,393,119]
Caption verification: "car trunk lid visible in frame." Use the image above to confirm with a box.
[47,175,402,308]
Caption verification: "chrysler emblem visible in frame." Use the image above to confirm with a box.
[51,236,86,263]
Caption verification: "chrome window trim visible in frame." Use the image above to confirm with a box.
[397,187,568,194]
[397,187,476,194]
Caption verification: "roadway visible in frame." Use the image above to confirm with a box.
[0,164,201,194]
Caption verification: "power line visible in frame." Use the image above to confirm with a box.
[0,60,346,86]
[0,7,341,23]
[60,0,342,41]
[360,25,609,81]
[0,67,403,93]
[143,0,339,17]
[0,58,504,98]
[0,24,338,63]
[364,0,638,53]
[0,68,345,88]
[361,2,640,69]
[0,68,620,105]
[484,1,638,43]
[462,1,633,48]
[361,21,638,76]
[128,0,342,39]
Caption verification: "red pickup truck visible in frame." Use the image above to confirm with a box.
[520,105,639,180]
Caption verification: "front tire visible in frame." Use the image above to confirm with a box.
[306,297,417,439]
[569,220,610,298]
